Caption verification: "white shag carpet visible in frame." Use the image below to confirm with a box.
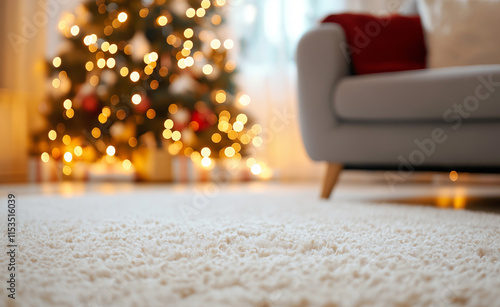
[1,187,500,307]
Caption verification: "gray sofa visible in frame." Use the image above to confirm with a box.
[296,23,500,198]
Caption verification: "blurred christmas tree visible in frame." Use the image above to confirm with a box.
[34,0,263,177]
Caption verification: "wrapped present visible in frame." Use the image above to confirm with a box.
[132,133,172,182]
[170,155,253,183]
[28,157,61,182]
[87,160,136,182]
[132,147,172,182]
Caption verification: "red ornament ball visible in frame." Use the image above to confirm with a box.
[81,94,100,114]
[191,109,213,132]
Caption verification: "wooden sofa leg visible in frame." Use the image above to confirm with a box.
[320,163,343,199]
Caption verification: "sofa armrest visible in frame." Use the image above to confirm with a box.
[296,23,351,161]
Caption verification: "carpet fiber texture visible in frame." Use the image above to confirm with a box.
[1,187,500,307]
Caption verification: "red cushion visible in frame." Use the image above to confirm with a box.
[322,13,427,75]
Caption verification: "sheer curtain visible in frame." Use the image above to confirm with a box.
[229,0,346,66]
[227,0,400,180]
[227,0,346,181]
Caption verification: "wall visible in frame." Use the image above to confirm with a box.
[0,0,46,182]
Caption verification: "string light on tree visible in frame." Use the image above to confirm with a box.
[41,152,50,163]
[53,57,62,67]
[123,159,132,169]
[251,163,262,175]
[106,146,116,156]
[131,94,142,105]
[118,12,128,22]
[64,152,73,162]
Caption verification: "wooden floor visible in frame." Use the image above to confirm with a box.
[1,171,499,213]
[376,196,500,213]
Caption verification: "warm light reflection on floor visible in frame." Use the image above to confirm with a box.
[434,187,467,210]
[435,195,467,209]
[39,181,136,198]
[379,186,500,213]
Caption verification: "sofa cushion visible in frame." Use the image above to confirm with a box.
[334,65,500,121]
[322,13,426,75]
[418,0,500,68]
[399,0,419,15]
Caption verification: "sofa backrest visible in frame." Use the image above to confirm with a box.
[399,0,419,15]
